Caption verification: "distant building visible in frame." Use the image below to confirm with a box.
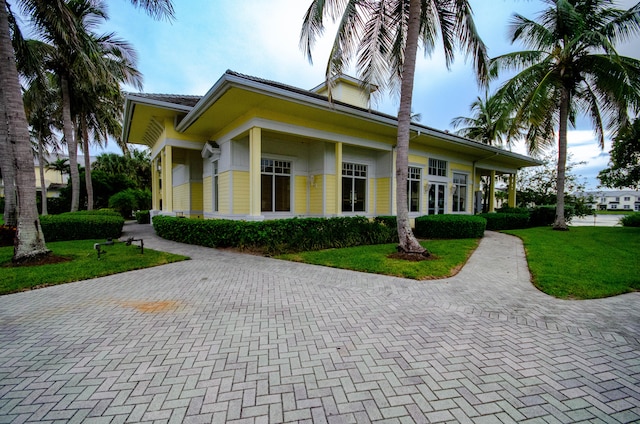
[577,190,640,211]
[0,154,95,200]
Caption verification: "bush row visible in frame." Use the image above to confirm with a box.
[477,213,530,231]
[415,215,486,239]
[153,215,397,254]
[621,212,640,227]
[40,212,124,242]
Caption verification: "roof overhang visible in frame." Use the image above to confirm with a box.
[123,71,542,170]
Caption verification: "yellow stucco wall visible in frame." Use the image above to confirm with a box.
[232,171,250,214]
[202,176,212,214]
[309,175,323,215]
[218,172,230,214]
[376,177,391,215]
[295,176,308,215]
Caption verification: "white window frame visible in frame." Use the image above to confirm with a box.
[342,162,368,213]
[261,158,292,213]
[452,172,469,213]
[407,166,422,213]
[428,158,447,177]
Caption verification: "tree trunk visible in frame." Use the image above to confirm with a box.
[396,0,428,255]
[553,87,569,230]
[0,3,49,262]
[82,116,93,210]
[38,137,48,215]
[0,84,17,227]
[61,75,80,212]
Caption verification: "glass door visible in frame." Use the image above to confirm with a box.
[428,183,446,215]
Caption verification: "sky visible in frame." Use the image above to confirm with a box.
[30,0,640,190]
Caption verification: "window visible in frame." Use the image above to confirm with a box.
[452,173,468,212]
[261,159,291,212]
[428,158,447,177]
[212,161,219,212]
[407,167,421,213]
[624,205,631,209]
[342,162,367,212]
[624,196,631,201]
[635,204,640,211]
[601,197,606,203]
[610,204,618,209]
[614,197,620,202]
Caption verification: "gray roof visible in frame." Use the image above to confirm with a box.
[126,93,202,108]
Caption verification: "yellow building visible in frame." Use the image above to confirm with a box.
[122,71,540,220]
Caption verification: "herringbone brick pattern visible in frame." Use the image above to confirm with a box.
[0,224,638,423]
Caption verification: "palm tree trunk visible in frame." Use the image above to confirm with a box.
[38,137,48,215]
[0,87,17,227]
[61,75,80,212]
[553,87,569,230]
[396,0,428,255]
[0,3,49,262]
[81,116,93,210]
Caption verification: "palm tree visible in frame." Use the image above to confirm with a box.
[0,0,172,262]
[0,2,50,261]
[451,92,513,147]
[47,157,70,181]
[490,0,640,230]
[24,72,62,216]
[301,0,488,254]
[451,92,515,212]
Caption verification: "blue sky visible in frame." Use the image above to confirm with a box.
[20,0,640,189]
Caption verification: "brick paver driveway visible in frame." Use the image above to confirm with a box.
[1,223,639,423]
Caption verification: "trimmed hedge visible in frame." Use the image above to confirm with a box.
[621,212,640,227]
[414,214,486,239]
[40,213,124,242]
[477,213,530,230]
[153,215,397,254]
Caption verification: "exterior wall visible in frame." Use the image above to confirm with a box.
[173,183,190,213]
[202,176,212,214]
[218,171,231,214]
[309,175,324,215]
[325,175,336,215]
[294,175,308,215]
[376,177,391,215]
[232,170,250,214]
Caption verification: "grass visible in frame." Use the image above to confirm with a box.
[504,226,640,299]
[595,210,635,215]
[276,238,480,280]
[0,239,188,295]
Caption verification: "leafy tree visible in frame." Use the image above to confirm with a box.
[598,119,640,189]
[490,0,640,230]
[301,0,488,255]
[517,150,588,211]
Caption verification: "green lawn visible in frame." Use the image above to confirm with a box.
[595,210,635,215]
[504,226,640,299]
[276,238,479,280]
[0,239,188,295]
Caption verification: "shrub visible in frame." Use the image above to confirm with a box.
[374,216,397,228]
[109,189,139,218]
[529,205,576,227]
[153,215,397,254]
[478,213,530,230]
[135,210,151,224]
[496,206,529,215]
[40,213,124,241]
[414,214,486,239]
[621,212,640,227]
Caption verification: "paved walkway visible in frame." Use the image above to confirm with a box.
[0,223,638,423]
